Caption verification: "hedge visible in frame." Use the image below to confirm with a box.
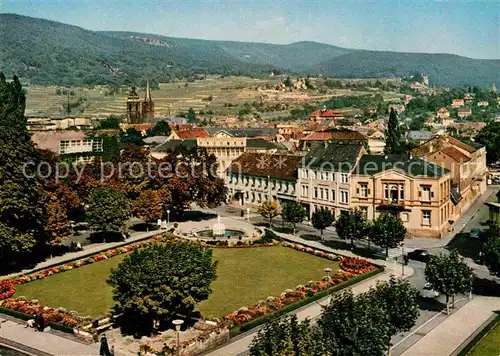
[458,313,500,356]
[229,267,383,337]
[0,306,74,334]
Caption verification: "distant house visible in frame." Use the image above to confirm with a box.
[300,129,385,154]
[308,109,344,125]
[168,129,210,140]
[464,93,474,104]
[457,107,472,118]
[441,116,454,128]
[477,100,489,107]
[436,107,450,119]
[388,104,405,114]
[120,123,153,136]
[407,131,434,144]
[451,99,465,108]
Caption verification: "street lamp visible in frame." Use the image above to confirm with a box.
[172,319,184,356]
[324,267,332,280]
[399,242,405,276]
[167,210,171,227]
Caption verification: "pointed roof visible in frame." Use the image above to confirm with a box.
[145,81,152,102]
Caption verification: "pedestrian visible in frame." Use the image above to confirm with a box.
[99,334,111,356]
[110,345,115,356]
[25,319,36,329]
[37,313,45,332]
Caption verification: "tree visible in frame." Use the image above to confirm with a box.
[87,187,131,233]
[482,236,500,276]
[133,189,163,230]
[187,108,198,123]
[120,128,144,147]
[281,202,306,234]
[311,209,334,235]
[250,315,326,356]
[384,108,403,154]
[43,196,72,245]
[475,121,500,163]
[334,209,367,249]
[318,290,391,356]
[367,276,419,353]
[283,76,293,88]
[0,74,46,269]
[107,242,217,334]
[98,116,121,129]
[370,213,406,258]
[258,200,280,229]
[147,120,171,137]
[425,251,473,314]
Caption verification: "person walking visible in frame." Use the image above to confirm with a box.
[99,334,112,356]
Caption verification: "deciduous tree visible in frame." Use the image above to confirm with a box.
[311,209,334,235]
[43,196,72,245]
[384,108,403,154]
[133,189,163,230]
[87,187,131,233]
[482,236,500,276]
[281,202,306,233]
[370,213,406,258]
[107,242,217,334]
[425,251,473,314]
[258,200,280,229]
[334,209,367,249]
[147,120,171,137]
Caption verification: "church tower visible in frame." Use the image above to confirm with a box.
[126,87,141,124]
[141,81,155,121]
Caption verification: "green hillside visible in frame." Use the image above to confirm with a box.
[312,50,500,88]
[0,13,498,88]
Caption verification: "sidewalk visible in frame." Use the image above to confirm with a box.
[0,316,99,355]
[206,232,412,356]
[401,296,500,356]
[1,229,160,281]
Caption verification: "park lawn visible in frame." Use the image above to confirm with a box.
[470,322,500,356]
[14,246,339,319]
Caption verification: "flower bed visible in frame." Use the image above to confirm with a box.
[0,298,87,329]
[281,241,341,261]
[339,256,376,274]
[0,280,15,300]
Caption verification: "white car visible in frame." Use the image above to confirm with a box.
[420,283,440,299]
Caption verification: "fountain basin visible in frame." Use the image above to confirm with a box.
[196,229,245,239]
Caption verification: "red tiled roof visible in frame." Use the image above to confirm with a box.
[437,107,449,113]
[125,124,153,132]
[441,147,471,162]
[447,137,476,153]
[302,131,334,141]
[302,130,367,141]
[175,129,210,139]
[310,109,343,118]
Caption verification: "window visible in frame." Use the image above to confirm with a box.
[314,171,318,180]
[359,183,368,198]
[331,173,335,182]
[302,170,309,179]
[301,185,308,197]
[401,213,409,222]
[422,210,431,226]
[331,189,336,202]
[325,189,329,201]
[421,186,431,202]
[341,173,348,184]
[314,187,318,199]
[340,190,349,204]
[320,188,324,200]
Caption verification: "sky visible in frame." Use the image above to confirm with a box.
[2,0,499,59]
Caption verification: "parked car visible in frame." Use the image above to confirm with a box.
[407,249,430,262]
[470,228,480,239]
[420,283,440,299]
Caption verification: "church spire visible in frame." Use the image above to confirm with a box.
[145,80,152,102]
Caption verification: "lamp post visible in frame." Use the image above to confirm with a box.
[324,267,332,280]
[167,209,171,228]
[400,242,405,276]
[172,319,184,356]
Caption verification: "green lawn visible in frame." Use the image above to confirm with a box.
[470,321,500,356]
[14,246,339,318]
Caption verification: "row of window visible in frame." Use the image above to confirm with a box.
[355,182,435,203]
[59,139,103,154]
[301,185,349,204]
[300,170,349,183]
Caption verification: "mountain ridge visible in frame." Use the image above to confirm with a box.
[0,13,498,87]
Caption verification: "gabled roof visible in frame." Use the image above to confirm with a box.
[441,147,471,162]
[227,153,302,181]
[302,129,367,141]
[246,138,280,150]
[206,127,278,137]
[303,142,364,172]
[310,109,343,118]
[152,139,197,152]
[354,155,448,178]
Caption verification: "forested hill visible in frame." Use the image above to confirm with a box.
[1,13,498,88]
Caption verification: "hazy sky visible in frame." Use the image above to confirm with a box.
[3,0,499,59]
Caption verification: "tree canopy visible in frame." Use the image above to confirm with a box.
[257,200,280,229]
[312,209,334,235]
[107,242,218,334]
[482,236,500,276]
[281,202,306,232]
[370,213,406,257]
[87,187,131,233]
[384,108,403,154]
[475,121,500,164]
[334,209,367,248]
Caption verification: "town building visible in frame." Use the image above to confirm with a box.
[26,116,93,131]
[451,99,465,108]
[407,131,435,144]
[464,93,474,104]
[168,129,210,140]
[411,135,487,216]
[388,104,405,114]
[226,153,302,206]
[31,131,103,163]
[351,155,454,238]
[297,142,366,218]
[126,83,155,124]
[477,100,489,107]
[436,107,450,119]
[307,109,344,126]
[457,107,472,118]
[300,129,385,154]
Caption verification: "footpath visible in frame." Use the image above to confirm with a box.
[206,231,412,356]
[401,296,500,356]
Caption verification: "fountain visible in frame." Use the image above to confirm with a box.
[212,215,226,237]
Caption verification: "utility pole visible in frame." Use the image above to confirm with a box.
[66,89,70,116]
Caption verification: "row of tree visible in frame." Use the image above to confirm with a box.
[258,200,406,258]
